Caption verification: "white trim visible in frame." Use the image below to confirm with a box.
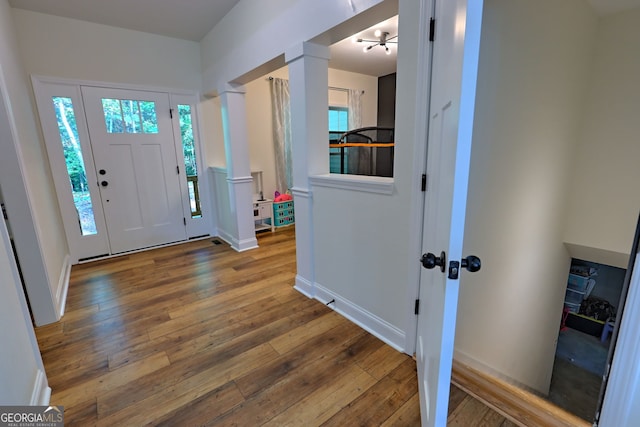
[55,255,71,317]
[30,370,51,406]
[211,166,227,174]
[311,282,406,353]
[285,42,331,63]
[453,349,542,397]
[309,174,394,195]
[599,252,640,427]
[226,176,253,184]
[214,230,258,253]
[31,74,198,97]
[235,237,259,252]
[294,275,315,297]
[290,187,312,200]
[217,83,247,95]
[215,229,235,248]
[403,0,434,356]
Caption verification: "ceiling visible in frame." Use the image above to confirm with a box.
[586,0,640,15]
[8,0,241,42]
[329,15,398,77]
[8,0,640,77]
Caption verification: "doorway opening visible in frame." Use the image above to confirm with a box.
[551,258,626,421]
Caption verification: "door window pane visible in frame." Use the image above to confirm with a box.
[121,99,142,133]
[140,101,158,133]
[52,96,97,236]
[178,104,201,217]
[102,98,124,133]
[102,98,158,134]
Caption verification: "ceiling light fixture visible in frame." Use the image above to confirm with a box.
[355,31,398,54]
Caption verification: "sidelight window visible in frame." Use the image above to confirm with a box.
[52,96,97,236]
[177,104,201,217]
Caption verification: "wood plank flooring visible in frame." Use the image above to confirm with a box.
[35,228,531,426]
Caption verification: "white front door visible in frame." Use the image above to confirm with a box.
[81,87,186,254]
[415,0,484,425]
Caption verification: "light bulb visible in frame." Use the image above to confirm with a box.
[351,36,357,43]
[374,29,382,37]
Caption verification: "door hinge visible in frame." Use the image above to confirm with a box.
[183,217,187,226]
[170,108,174,119]
[414,299,420,315]
[429,18,436,42]
[176,165,180,174]
[421,174,427,191]
[603,362,611,383]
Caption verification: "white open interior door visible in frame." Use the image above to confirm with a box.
[415,0,484,425]
[81,87,186,254]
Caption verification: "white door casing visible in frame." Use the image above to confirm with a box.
[82,86,186,254]
[32,80,110,262]
[415,0,484,425]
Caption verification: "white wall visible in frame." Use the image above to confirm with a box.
[13,9,202,91]
[242,66,379,199]
[201,96,226,167]
[455,0,598,394]
[564,8,640,269]
[0,212,49,404]
[0,0,66,326]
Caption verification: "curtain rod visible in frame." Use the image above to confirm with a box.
[267,77,364,94]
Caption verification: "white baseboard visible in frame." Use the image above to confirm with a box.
[216,229,258,252]
[293,275,314,298]
[453,349,543,397]
[216,229,236,248]
[215,230,233,246]
[311,282,406,353]
[235,237,258,252]
[30,369,51,406]
[55,254,71,318]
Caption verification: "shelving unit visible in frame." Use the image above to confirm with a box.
[273,200,294,228]
[253,199,274,232]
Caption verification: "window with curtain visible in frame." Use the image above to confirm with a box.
[269,78,292,193]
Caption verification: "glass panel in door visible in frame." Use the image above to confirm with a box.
[52,96,97,236]
[177,104,201,218]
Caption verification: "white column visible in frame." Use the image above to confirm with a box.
[218,84,258,252]
[285,42,330,296]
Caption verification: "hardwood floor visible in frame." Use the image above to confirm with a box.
[35,228,527,426]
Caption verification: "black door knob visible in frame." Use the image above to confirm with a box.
[100,181,109,187]
[420,251,446,273]
[461,255,481,272]
[99,169,106,175]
